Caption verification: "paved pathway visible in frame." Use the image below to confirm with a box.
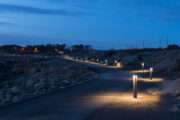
[0,61,132,120]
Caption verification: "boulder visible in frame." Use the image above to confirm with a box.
[12,68,25,75]
[11,87,19,94]
[26,79,34,88]
[121,55,138,65]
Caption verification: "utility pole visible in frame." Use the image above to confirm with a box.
[143,40,145,49]
[159,37,162,48]
[167,36,169,47]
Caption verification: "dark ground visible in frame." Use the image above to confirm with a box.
[0,60,179,120]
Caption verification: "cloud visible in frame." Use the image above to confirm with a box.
[45,0,68,3]
[49,0,180,22]
[0,21,13,26]
[45,0,99,4]
[0,3,91,17]
[43,0,100,10]
[117,0,180,23]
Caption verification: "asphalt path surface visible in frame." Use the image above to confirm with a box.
[0,60,132,120]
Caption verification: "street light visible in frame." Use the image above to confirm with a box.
[133,75,138,98]
[150,67,153,80]
[142,62,145,71]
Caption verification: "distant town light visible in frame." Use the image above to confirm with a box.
[58,51,64,55]
[150,67,154,80]
[34,48,38,53]
[20,47,25,52]
[54,48,58,52]
[133,75,138,98]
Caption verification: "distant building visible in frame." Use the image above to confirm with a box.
[20,47,25,52]
[167,44,180,49]
[54,48,58,52]
[34,48,39,53]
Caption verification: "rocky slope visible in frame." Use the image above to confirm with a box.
[0,55,97,107]
[139,50,180,111]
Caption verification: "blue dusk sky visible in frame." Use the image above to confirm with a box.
[0,0,180,49]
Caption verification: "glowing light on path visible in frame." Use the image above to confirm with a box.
[86,92,160,109]
[129,70,150,73]
[124,77,163,82]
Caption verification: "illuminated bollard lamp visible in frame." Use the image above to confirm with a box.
[115,60,117,65]
[117,62,121,67]
[97,58,99,63]
[150,67,154,80]
[105,59,108,65]
[142,62,145,71]
[133,75,138,98]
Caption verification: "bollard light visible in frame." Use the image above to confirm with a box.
[97,58,99,63]
[115,60,117,65]
[92,58,94,62]
[117,62,121,67]
[150,67,153,80]
[142,62,145,71]
[105,59,108,65]
[133,75,138,98]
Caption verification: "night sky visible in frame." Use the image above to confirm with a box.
[0,0,180,49]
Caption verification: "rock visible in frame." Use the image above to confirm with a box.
[176,96,180,100]
[34,82,43,89]
[62,80,70,85]
[12,68,25,75]
[121,55,138,65]
[12,96,18,102]
[161,78,180,96]
[169,104,180,112]
[11,87,18,93]
[0,73,9,81]
[0,56,97,107]
[26,79,34,88]
[29,68,41,73]
[3,94,12,104]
